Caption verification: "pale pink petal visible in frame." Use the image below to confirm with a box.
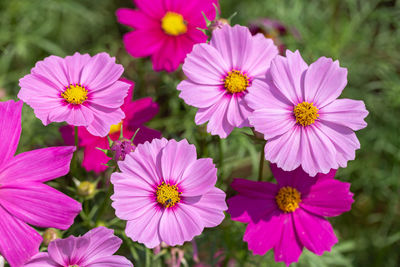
[48,236,89,266]
[316,121,360,168]
[159,205,203,246]
[249,108,295,140]
[85,105,125,137]
[177,80,226,108]
[301,177,354,217]
[64,52,91,83]
[0,183,81,230]
[293,209,338,255]
[31,55,69,88]
[0,146,75,184]
[183,188,227,227]
[88,80,130,109]
[0,205,42,267]
[48,104,94,126]
[87,255,133,267]
[116,8,159,29]
[243,211,283,255]
[123,30,165,58]
[270,50,308,104]
[0,100,22,168]
[125,204,163,248]
[23,252,57,267]
[273,214,303,266]
[226,94,249,127]
[80,52,124,91]
[84,227,122,260]
[304,57,347,108]
[182,43,229,85]
[264,125,302,172]
[205,96,234,138]
[300,125,338,176]
[320,99,368,131]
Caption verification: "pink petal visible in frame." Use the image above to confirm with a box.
[132,126,162,145]
[23,252,57,267]
[64,52,91,84]
[48,104,94,126]
[249,108,295,140]
[133,0,166,19]
[31,55,69,88]
[159,204,203,246]
[205,96,235,138]
[177,80,226,108]
[304,57,347,108]
[301,177,353,217]
[151,36,182,72]
[228,194,276,224]
[0,146,75,184]
[293,209,338,255]
[270,50,308,104]
[178,0,218,27]
[80,52,124,91]
[183,187,226,227]
[82,142,110,173]
[87,255,133,267]
[125,203,163,248]
[264,125,302,172]
[0,100,22,168]
[123,97,159,126]
[85,105,125,137]
[230,178,278,199]
[48,236,89,266]
[243,211,282,255]
[0,183,81,230]
[226,94,249,127]
[273,214,303,266]
[160,139,197,185]
[320,98,368,131]
[123,30,165,58]
[0,205,42,267]
[88,80,130,109]
[84,227,122,260]
[182,43,229,85]
[116,8,159,30]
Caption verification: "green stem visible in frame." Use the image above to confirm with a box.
[218,138,224,178]
[96,182,113,224]
[258,143,265,182]
[74,126,79,148]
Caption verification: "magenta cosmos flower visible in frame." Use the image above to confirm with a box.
[228,164,354,266]
[177,25,278,138]
[24,227,133,266]
[116,0,219,72]
[60,79,161,173]
[0,100,81,267]
[246,50,368,176]
[18,52,130,137]
[111,138,227,248]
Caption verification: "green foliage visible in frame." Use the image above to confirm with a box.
[0,0,399,266]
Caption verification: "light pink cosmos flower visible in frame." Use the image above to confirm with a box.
[246,50,368,176]
[0,100,81,267]
[228,164,354,266]
[60,79,161,173]
[177,25,278,138]
[24,227,133,267]
[18,52,130,137]
[111,138,227,248]
[117,0,219,72]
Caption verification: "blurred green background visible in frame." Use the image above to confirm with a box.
[0,0,399,266]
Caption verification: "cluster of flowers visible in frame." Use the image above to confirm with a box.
[0,0,368,266]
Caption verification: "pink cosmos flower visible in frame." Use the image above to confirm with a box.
[24,227,133,266]
[18,52,130,137]
[177,25,279,138]
[228,164,354,266]
[60,79,161,173]
[116,0,219,72]
[246,50,368,176]
[111,138,227,248]
[0,100,81,267]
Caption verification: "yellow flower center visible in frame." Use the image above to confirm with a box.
[109,121,122,135]
[275,186,301,213]
[61,84,88,105]
[161,12,187,36]
[293,101,319,126]
[224,70,250,94]
[156,182,181,208]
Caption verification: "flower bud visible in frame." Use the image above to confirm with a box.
[42,228,61,246]
[209,18,229,31]
[110,138,136,161]
[77,181,96,197]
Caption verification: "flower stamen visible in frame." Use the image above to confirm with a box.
[275,186,301,213]
[294,101,319,126]
[161,12,187,36]
[223,70,250,94]
[156,182,182,208]
[62,84,88,105]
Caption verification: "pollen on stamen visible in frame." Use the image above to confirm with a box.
[293,101,319,126]
[61,83,88,105]
[223,70,250,94]
[161,12,187,36]
[156,182,182,208]
[275,186,301,213]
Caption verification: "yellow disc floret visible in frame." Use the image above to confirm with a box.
[161,12,187,36]
[156,182,182,208]
[109,121,122,135]
[224,70,250,94]
[62,84,88,105]
[275,186,301,213]
[294,101,319,126]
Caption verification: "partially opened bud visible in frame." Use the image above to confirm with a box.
[110,138,136,161]
[42,228,61,246]
[77,181,96,198]
[209,18,229,31]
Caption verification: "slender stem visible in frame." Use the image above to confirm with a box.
[96,182,113,224]
[258,143,265,181]
[218,138,224,178]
